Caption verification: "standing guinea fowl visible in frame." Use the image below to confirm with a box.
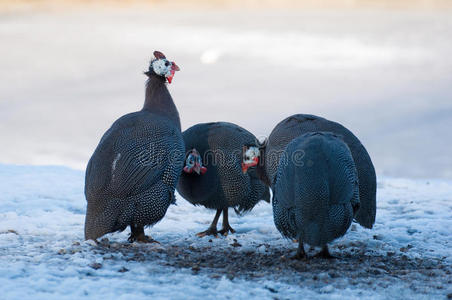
[272,132,360,259]
[176,122,270,237]
[265,114,376,229]
[84,51,184,243]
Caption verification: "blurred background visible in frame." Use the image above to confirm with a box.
[0,0,451,179]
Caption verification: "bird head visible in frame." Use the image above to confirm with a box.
[146,51,180,84]
[242,145,260,174]
[183,149,207,175]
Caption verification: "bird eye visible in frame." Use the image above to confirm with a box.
[165,61,170,67]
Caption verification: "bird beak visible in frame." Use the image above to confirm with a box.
[171,62,180,71]
[193,162,201,175]
[242,157,259,174]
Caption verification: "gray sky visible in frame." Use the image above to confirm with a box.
[1,7,451,179]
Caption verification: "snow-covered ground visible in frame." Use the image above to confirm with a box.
[0,164,450,299]
[1,4,451,299]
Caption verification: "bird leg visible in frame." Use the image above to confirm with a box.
[196,209,222,237]
[218,208,235,236]
[291,239,307,260]
[128,224,159,243]
[314,245,336,259]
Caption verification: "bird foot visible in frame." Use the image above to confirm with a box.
[196,227,218,238]
[291,251,307,260]
[218,225,235,236]
[128,233,159,244]
[314,247,336,259]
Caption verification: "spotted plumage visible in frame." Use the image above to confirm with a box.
[273,132,360,258]
[177,122,270,236]
[266,114,376,229]
[84,51,184,242]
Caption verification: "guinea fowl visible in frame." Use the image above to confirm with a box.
[176,122,270,237]
[84,51,184,242]
[265,114,376,229]
[272,132,360,259]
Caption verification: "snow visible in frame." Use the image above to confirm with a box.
[0,164,451,299]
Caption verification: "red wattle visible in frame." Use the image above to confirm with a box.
[167,70,176,84]
[200,166,207,175]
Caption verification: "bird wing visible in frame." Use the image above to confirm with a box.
[85,115,182,199]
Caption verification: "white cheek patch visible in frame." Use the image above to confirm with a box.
[185,155,193,166]
[243,147,260,164]
[152,59,170,77]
